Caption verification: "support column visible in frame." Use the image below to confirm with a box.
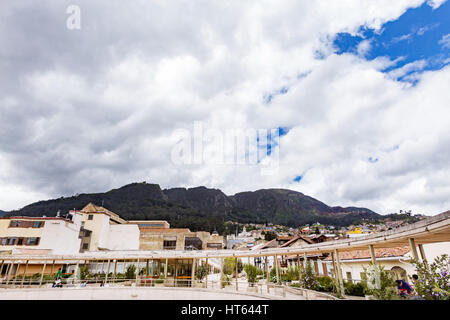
[3,262,11,283]
[331,252,339,294]
[51,260,55,277]
[235,257,238,291]
[113,260,118,282]
[418,244,427,262]
[14,262,21,285]
[105,259,111,283]
[74,262,80,285]
[135,259,140,286]
[146,259,149,277]
[21,260,29,287]
[39,262,47,287]
[369,245,377,265]
[265,256,269,283]
[334,249,345,297]
[157,260,161,277]
[303,253,308,270]
[191,258,196,287]
[220,258,224,288]
[409,238,420,262]
[151,259,154,276]
[96,260,100,275]
[164,258,168,278]
[6,262,14,285]
[296,254,301,281]
[205,258,208,288]
[174,259,178,287]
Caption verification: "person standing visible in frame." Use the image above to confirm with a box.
[56,268,62,280]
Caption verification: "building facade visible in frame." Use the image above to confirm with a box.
[0,213,83,255]
[130,221,224,250]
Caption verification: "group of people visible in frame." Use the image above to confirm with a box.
[52,268,89,288]
[395,274,421,299]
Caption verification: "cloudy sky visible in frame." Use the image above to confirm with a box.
[0,0,449,215]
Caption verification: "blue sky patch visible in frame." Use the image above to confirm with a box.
[264,86,289,104]
[333,1,450,82]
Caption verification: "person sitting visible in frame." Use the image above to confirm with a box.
[396,279,413,298]
[52,278,62,288]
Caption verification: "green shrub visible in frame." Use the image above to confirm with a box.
[196,264,208,280]
[364,263,397,300]
[411,254,449,300]
[221,274,230,288]
[79,266,90,280]
[299,263,318,290]
[223,258,243,276]
[125,265,137,280]
[316,276,335,292]
[344,281,366,297]
[243,264,260,286]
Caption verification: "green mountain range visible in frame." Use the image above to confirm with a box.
[6,182,381,234]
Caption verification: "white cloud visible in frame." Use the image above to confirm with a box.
[439,34,450,48]
[387,59,428,80]
[357,39,372,57]
[426,0,448,9]
[0,0,449,217]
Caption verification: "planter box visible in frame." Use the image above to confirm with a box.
[247,286,258,293]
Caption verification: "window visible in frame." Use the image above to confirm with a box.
[346,272,353,282]
[9,220,20,228]
[184,237,202,250]
[138,223,165,228]
[163,240,177,250]
[17,238,24,245]
[32,221,43,228]
[206,243,222,249]
[82,243,89,250]
[26,237,40,246]
[84,230,91,237]
[88,215,93,220]
[0,238,7,245]
[7,237,17,245]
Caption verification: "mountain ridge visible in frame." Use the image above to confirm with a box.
[7,182,380,233]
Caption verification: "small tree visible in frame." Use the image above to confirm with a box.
[223,258,243,276]
[299,263,318,290]
[220,274,230,288]
[79,265,90,280]
[364,263,397,300]
[125,264,137,280]
[243,264,259,287]
[196,264,208,280]
[411,254,449,300]
[264,231,277,241]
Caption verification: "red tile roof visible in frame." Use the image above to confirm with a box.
[324,246,411,261]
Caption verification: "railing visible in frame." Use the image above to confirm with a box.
[0,275,340,300]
